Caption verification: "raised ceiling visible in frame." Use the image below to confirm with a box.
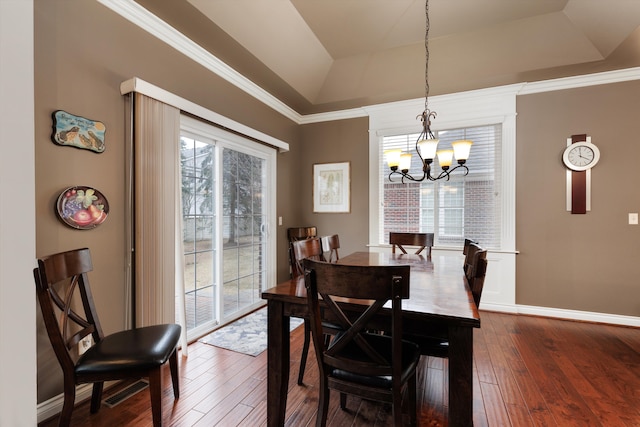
[138,0,640,114]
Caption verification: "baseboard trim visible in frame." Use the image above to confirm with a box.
[481,303,640,327]
[37,381,118,424]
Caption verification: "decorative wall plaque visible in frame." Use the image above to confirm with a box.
[51,110,106,153]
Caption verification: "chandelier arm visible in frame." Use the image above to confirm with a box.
[448,164,470,176]
[403,171,426,182]
[389,170,426,183]
[435,170,451,181]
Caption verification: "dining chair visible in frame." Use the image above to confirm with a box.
[287,226,318,278]
[320,234,340,263]
[463,241,483,281]
[33,248,181,427]
[303,258,420,427]
[389,232,434,257]
[290,237,333,385]
[468,248,488,307]
[291,237,325,278]
[406,245,488,359]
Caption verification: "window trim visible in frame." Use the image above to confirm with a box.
[364,84,521,253]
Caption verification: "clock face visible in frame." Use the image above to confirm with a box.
[563,141,600,171]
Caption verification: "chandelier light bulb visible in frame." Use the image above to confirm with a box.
[452,140,473,163]
[437,149,454,169]
[399,153,413,172]
[418,138,439,160]
[385,149,402,168]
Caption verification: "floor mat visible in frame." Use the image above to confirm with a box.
[198,307,304,356]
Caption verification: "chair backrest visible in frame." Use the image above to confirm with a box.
[287,226,318,277]
[468,249,488,307]
[287,226,317,242]
[389,232,434,256]
[463,242,483,280]
[33,247,104,373]
[291,237,324,277]
[462,238,478,255]
[320,234,340,263]
[303,258,410,378]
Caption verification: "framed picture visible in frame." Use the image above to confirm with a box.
[313,162,350,213]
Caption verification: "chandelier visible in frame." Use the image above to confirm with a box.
[386,0,472,183]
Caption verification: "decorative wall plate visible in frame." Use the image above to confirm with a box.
[56,186,109,229]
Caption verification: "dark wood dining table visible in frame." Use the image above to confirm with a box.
[261,251,481,426]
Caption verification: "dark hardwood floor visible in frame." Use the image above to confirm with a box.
[39,311,640,426]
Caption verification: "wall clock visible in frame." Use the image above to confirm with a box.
[564,135,598,214]
[562,140,600,171]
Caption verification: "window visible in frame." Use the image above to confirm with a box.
[365,86,519,258]
[381,124,502,249]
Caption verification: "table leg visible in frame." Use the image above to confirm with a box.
[448,325,473,426]
[267,299,290,427]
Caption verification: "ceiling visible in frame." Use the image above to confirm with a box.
[138,0,640,114]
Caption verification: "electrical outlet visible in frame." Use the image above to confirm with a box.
[78,336,92,355]
[629,213,638,225]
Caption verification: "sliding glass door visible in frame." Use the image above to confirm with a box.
[180,116,275,341]
[221,149,266,317]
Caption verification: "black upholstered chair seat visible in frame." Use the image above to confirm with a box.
[328,333,420,388]
[76,324,182,376]
[402,333,449,358]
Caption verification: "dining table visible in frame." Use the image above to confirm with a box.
[261,251,481,426]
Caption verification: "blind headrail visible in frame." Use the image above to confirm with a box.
[120,77,290,153]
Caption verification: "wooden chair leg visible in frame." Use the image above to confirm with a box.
[169,349,180,399]
[59,380,76,427]
[409,373,417,426]
[317,379,330,427]
[392,386,403,426]
[298,318,311,385]
[148,368,163,427]
[339,392,347,409]
[89,381,104,413]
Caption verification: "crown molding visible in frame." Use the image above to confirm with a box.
[518,67,640,95]
[297,107,368,125]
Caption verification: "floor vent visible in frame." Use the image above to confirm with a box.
[103,380,149,408]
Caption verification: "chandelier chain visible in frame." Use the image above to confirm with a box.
[424,0,430,112]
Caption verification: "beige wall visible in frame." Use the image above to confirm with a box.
[516,80,640,316]
[34,0,299,402]
[297,118,371,255]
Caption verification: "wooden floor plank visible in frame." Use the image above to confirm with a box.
[38,311,640,427]
[488,314,557,427]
